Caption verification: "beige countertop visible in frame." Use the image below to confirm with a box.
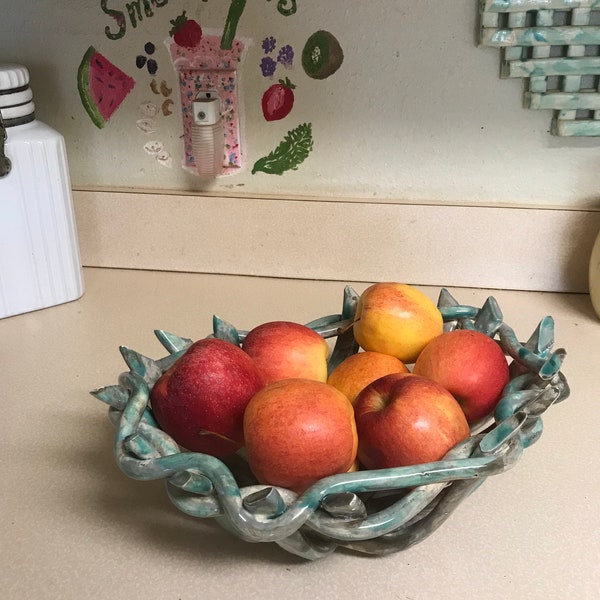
[2,268,598,600]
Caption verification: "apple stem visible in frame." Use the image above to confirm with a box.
[337,320,355,335]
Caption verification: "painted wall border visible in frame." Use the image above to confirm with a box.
[73,190,600,293]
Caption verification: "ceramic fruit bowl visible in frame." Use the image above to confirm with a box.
[91,286,569,560]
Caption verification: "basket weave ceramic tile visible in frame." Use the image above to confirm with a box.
[479,0,600,136]
[92,286,569,560]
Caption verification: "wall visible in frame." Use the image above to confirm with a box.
[2,1,600,293]
[1,0,599,209]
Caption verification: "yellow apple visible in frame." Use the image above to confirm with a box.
[352,282,443,363]
[327,350,409,404]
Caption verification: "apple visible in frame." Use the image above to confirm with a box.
[243,378,358,493]
[353,372,470,470]
[327,350,409,404]
[150,338,264,457]
[352,283,443,364]
[413,329,510,423]
[241,321,329,385]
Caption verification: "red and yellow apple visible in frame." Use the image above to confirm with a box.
[327,350,409,404]
[242,321,329,385]
[150,338,264,457]
[413,329,509,423]
[352,283,443,364]
[243,378,358,493]
[353,372,470,470]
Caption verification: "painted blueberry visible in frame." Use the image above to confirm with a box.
[277,45,294,68]
[260,56,277,77]
[262,36,276,54]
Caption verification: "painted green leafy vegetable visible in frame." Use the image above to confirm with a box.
[252,122,313,175]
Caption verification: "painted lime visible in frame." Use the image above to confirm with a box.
[77,46,135,129]
[301,30,344,80]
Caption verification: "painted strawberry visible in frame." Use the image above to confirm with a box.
[169,11,203,49]
[261,78,296,122]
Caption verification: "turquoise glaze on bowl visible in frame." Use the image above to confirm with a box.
[91,286,569,560]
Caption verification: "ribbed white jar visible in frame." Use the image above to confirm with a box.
[0,64,83,319]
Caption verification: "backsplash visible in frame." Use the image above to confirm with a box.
[1,0,599,208]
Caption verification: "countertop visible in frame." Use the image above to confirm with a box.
[2,268,598,600]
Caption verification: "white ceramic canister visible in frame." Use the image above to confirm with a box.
[0,64,83,319]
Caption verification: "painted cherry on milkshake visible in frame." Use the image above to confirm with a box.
[261,77,296,121]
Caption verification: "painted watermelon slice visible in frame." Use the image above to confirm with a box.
[77,46,135,128]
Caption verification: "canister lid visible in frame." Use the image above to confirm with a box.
[0,64,30,91]
[0,64,35,124]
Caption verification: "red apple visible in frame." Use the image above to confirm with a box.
[150,338,264,457]
[241,321,329,385]
[243,379,358,493]
[413,329,510,423]
[353,373,470,470]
